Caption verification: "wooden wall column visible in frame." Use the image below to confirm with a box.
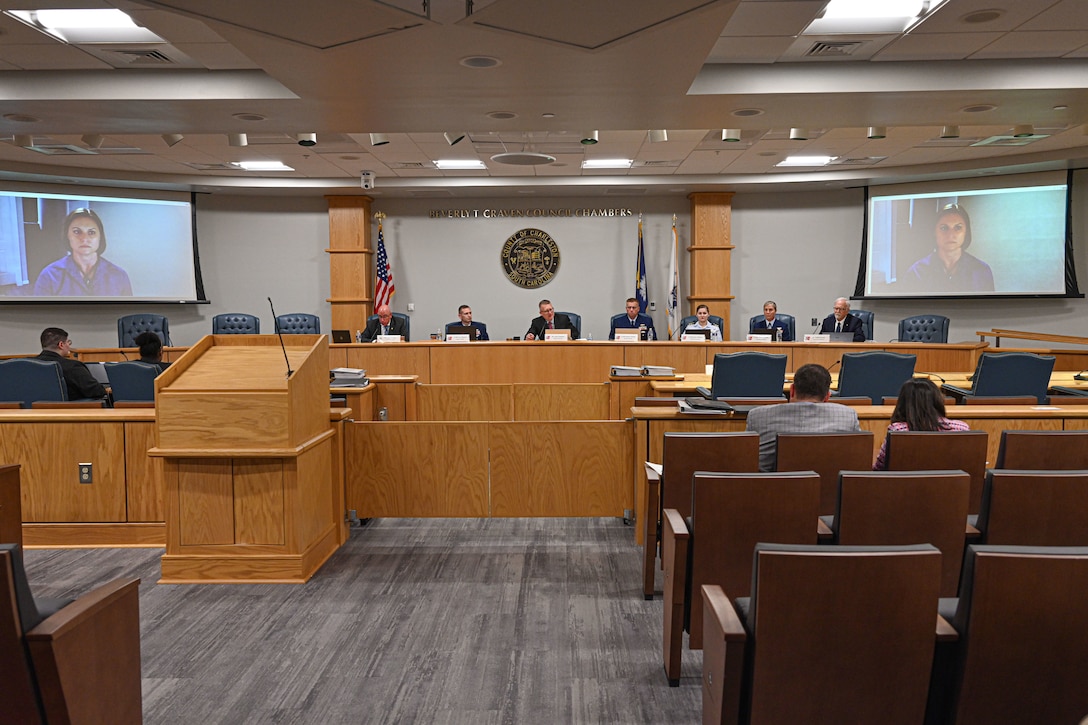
[326,196,373,333]
[688,192,735,339]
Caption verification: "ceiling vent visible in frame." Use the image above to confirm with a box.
[633,160,681,167]
[805,41,864,57]
[388,161,429,169]
[77,43,201,69]
[185,162,238,171]
[971,134,1049,147]
[24,143,96,156]
[830,156,887,166]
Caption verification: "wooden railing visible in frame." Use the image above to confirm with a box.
[977,329,1088,348]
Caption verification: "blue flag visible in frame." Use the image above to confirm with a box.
[635,216,648,313]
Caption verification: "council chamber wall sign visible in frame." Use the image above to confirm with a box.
[500,228,561,288]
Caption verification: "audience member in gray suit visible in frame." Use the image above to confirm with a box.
[745,362,861,471]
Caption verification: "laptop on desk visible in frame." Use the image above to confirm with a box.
[331,330,353,344]
[446,325,478,340]
[828,332,858,343]
[85,362,110,385]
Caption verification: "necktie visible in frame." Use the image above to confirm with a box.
[836,321,842,333]
[548,320,554,329]
[382,325,388,335]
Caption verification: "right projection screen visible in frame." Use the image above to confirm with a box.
[862,172,1073,299]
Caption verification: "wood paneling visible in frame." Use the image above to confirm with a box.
[513,383,610,421]
[490,421,632,517]
[0,422,126,522]
[234,459,285,545]
[344,345,431,381]
[295,442,335,549]
[176,459,235,546]
[689,193,734,337]
[417,384,513,421]
[0,464,21,545]
[327,196,373,332]
[124,422,164,522]
[346,422,489,517]
[622,342,708,372]
[429,343,623,384]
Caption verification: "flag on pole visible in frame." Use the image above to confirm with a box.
[635,215,648,313]
[666,217,680,340]
[374,218,395,309]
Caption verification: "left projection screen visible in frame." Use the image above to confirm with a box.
[0,189,202,303]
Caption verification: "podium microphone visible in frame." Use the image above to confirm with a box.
[827,359,842,372]
[267,297,294,379]
[918,372,947,384]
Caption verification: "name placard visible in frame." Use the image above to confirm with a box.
[544,330,571,341]
[445,334,470,342]
[746,333,773,342]
[803,334,830,343]
[614,332,640,342]
[376,334,404,343]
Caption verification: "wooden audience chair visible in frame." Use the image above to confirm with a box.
[963,395,1038,405]
[662,471,819,686]
[702,544,943,725]
[881,395,957,406]
[1,464,22,546]
[994,430,1088,469]
[29,400,108,409]
[775,431,874,515]
[1,543,143,725]
[1044,394,1088,405]
[977,470,1088,545]
[830,470,969,596]
[642,432,758,599]
[885,430,988,514]
[633,397,679,407]
[829,395,876,406]
[939,545,1088,724]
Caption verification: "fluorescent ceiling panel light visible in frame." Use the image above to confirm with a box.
[776,155,836,167]
[804,0,946,34]
[232,161,294,171]
[435,159,486,169]
[582,159,633,169]
[821,0,925,18]
[6,9,164,43]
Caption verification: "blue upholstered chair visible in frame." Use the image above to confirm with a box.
[0,359,68,408]
[366,312,410,341]
[275,313,320,334]
[117,313,171,347]
[213,313,260,334]
[679,314,726,335]
[897,315,949,343]
[852,309,875,341]
[104,361,160,403]
[943,352,1055,404]
[702,351,788,398]
[748,313,796,341]
[555,311,581,333]
[836,351,917,404]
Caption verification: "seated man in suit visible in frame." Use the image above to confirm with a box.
[751,299,792,341]
[445,304,489,340]
[360,304,408,342]
[525,299,579,340]
[818,297,866,342]
[609,297,656,340]
[34,326,107,400]
[745,363,861,471]
[134,331,170,371]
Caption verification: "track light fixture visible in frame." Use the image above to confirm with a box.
[444,131,466,146]
[866,126,887,139]
[789,128,809,141]
[1012,124,1034,138]
[228,133,247,147]
[722,129,742,142]
[162,134,184,147]
[580,130,599,145]
[13,134,33,147]
[81,134,104,149]
[648,129,668,143]
[297,133,317,147]
[369,133,390,146]
[940,125,960,139]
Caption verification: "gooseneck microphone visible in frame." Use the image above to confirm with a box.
[918,372,947,384]
[827,359,842,372]
[267,296,294,379]
[1075,370,1088,381]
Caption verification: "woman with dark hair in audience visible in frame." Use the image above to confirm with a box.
[873,378,969,470]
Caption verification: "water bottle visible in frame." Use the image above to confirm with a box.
[355,329,362,343]
[776,327,783,343]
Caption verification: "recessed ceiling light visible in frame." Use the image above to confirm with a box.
[541,113,556,119]
[487,111,518,120]
[2,113,39,123]
[491,152,555,166]
[732,108,764,117]
[435,159,487,169]
[460,55,501,69]
[962,9,1003,24]
[776,155,837,167]
[1053,105,1069,111]
[582,159,632,169]
[961,104,996,113]
[232,113,266,122]
[232,161,294,171]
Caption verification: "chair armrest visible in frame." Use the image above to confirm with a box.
[695,386,713,400]
[701,584,748,725]
[26,578,142,725]
[701,585,745,640]
[662,509,692,685]
[663,508,689,541]
[642,462,662,599]
[941,384,971,403]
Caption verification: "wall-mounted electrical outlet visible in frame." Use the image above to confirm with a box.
[78,462,93,484]
[649,301,656,311]
[407,303,415,311]
[811,317,818,326]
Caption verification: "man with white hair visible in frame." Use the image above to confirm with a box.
[819,297,865,342]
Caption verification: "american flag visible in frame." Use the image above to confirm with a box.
[374,221,395,308]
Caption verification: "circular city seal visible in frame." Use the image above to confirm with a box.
[500,228,560,288]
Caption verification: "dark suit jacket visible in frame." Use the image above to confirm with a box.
[751,318,792,342]
[609,312,656,340]
[360,315,409,342]
[526,314,580,340]
[819,313,865,342]
[35,350,106,400]
[445,321,489,341]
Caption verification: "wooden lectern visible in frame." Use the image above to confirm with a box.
[150,334,340,583]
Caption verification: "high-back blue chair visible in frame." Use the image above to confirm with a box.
[0,359,68,408]
[852,309,875,341]
[748,313,796,340]
[945,352,1055,404]
[213,313,260,334]
[836,351,917,404]
[117,314,171,347]
[104,361,160,403]
[555,311,581,333]
[706,351,788,398]
[678,314,725,338]
[897,314,949,343]
[366,312,410,341]
[275,313,320,334]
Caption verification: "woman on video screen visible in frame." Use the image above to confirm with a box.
[33,207,133,296]
[904,203,994,293]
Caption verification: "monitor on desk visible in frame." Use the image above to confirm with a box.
[331,330,352,344]
[828,332,858,343]
[85,362,110,385]
[446,325,478,340]
[682,328,712,340]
